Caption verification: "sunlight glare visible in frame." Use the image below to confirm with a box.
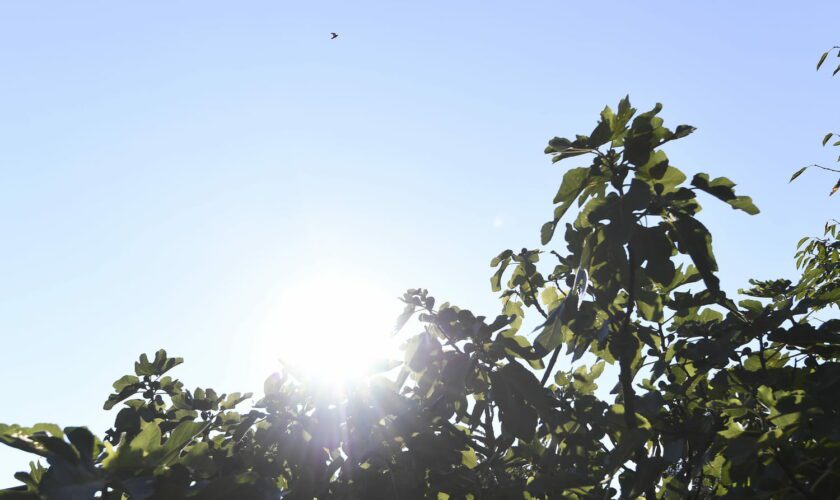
[257,268,403,383]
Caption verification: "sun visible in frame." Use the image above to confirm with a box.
[256,267,403,384]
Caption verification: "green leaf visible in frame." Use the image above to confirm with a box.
[823,133,834,146]
[818,51,829,70]
[673,124,696,139]
[102,423,163,471]
[460,448,478,469]
[570,362,605,395]
[589,105,616,147]
[490,256,511,292]
[690,173,759,215]
[771,412,802,429]
[134,350,183,377]
[718,421,745,439]
[112,375,140,393]
[637,150,669,181]
[64,428,98,462]
[671,216,720,294]
[546,137,572,153]
[160,421,206,464]
[789,166,808,182]
[129,423,162,457]
[635,287,663,321]
[490,249,513,267]
[552,167,590,211]
[498,332,544,369]
[540,219,558,245]
[534,305,566,352]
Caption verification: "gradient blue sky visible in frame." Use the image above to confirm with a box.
[1,1,838,475]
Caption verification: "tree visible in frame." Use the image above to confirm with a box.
[789,47,840,195]
[3,99,839,499]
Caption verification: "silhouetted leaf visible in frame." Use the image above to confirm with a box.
[789,166,808,182]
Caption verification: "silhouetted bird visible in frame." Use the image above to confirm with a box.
[330,32,338,39]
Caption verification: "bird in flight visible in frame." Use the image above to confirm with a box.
[330,32,338,39]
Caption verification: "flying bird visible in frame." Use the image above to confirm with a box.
[330,32,338,39]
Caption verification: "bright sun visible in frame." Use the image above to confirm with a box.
[257,267,403,383]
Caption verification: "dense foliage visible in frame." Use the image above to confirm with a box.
[2,98,839,499]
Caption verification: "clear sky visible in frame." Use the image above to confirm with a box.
[1,1,838,476]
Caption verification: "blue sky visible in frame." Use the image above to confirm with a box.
[1,1,838,475]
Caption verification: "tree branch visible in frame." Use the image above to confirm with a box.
[807,163,840,174]
[619,245,638,429]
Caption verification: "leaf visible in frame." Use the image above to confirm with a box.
[393,303,415,335]
[534,303,566,352]
[823,133,834,146]
[637,150,669,181]
[570,362,604,395]
[671,216,720,294]
[499,361,553,412]
[718,421,745,439]
[490,249,513,267]
[831,177,840,196]
[460,448,478,469]
[589,105,616,147]
[818,51,829,70]
[540,220,558,245]
[635,287,663,321]
[673,124,696,139]
[263,373,284,395]
[498,332,544,369]
[112,375,140,393]
[160,421,206,464]
[490,370,538,441]
[0,424,64,458]
[552,167,590,212]
[690,173,759,215]
[103,422,165,472]
[789,166,808,182]
[490,256,511,292]
[546,137,572,153]
[134,350,182,377]
[64,428,97,462]
[129,423,162,457]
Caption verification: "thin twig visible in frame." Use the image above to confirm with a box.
[806,163,840,174]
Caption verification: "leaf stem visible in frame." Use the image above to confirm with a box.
[807,163,840,173]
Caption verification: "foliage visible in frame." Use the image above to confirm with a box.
[3,99,840,499]
[816,46,840,76]
[789,47,840,195]
[792,220,840,310]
